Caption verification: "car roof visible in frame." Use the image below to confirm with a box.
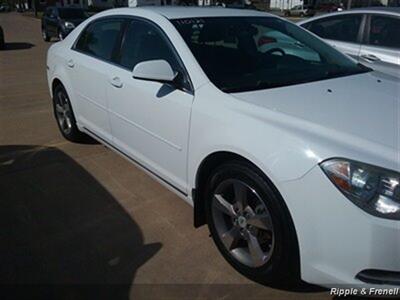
[115,6,273,19]
[48,6,83,10]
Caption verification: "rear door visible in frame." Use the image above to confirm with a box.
[301,13,364,60]
[359,14,400,78]
[69,18,125,143]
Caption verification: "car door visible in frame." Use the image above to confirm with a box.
[301,13,364,60]
[107,18,194,193]
[359,14,400,78]
[69,18,125,143]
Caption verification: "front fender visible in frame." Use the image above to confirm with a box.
[187,84,319,193]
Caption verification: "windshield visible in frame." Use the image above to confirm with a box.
[59,8,87,19]
[172,17,370,93]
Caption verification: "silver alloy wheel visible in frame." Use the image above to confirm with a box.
[211,179,275,268]
[55,90,72,135]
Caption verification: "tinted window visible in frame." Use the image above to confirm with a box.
[58,8,87,19]
[50,8,57,17]
[304,14,362,43]
[367,15,400,49]
[119,20,180,72]
[75,19,124,61]
[173,17,369,93]
[45,8,52,17]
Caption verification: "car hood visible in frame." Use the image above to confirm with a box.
[232,71,400,152]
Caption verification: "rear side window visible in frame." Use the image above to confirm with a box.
[74,19,124,61]
[303,14,362,43]
[367,15,400,49]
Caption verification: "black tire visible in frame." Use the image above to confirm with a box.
[53,84,88,143]
[0,26,5,50]
[205,161,300,286]
[42,26,50,42]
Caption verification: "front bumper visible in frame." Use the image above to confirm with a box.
[279,165,400,287]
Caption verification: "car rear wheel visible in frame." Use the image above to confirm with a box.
[42,27,50,42]
[53,84,88,142]
[205,161,300,286]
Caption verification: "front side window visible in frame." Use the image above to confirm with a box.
[75,19,124,61]
[118,19,191,91]
[303,14,362,43]
[118,20,181,72]
[367,15,400,49]
[172,17,369,93]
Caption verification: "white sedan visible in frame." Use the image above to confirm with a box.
[46,7,400,288]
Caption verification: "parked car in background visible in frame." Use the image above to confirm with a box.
[0,4,11,12]
[299,7,400,78]
[47,7,400,288]
[41,6,88,41]
[284,5,315,17]
[315,2,344,13]
[0,25,4,49]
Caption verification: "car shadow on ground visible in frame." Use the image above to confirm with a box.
[2,42,35,50]
[272,281,326,293]
[0,145,161,299]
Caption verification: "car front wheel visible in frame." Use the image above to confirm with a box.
[205,161,300,286]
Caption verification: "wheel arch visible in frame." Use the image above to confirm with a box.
[50,67,76,104]
[51,77,64,96]
[193,151,292,229]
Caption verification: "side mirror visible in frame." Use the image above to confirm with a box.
[132,60,176,83]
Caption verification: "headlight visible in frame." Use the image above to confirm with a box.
[320,158,400,220]
[64,22,75,29]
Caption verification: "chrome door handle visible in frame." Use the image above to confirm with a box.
[360,54,380,63]
[67,59,75,68]
[109,76,123,88]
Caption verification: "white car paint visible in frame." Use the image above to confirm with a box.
[47,7,400,288]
